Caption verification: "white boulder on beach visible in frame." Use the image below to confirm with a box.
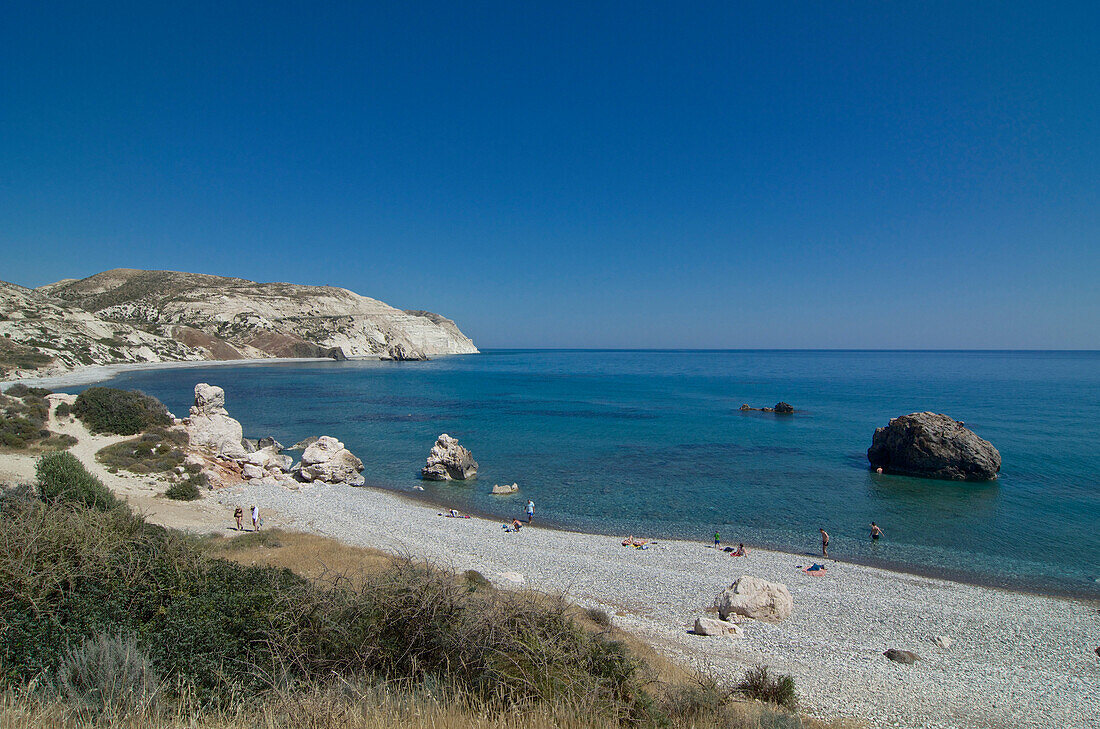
[716,575,793,623]
[295,435,365,486]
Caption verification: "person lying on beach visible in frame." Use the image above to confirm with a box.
[621,536,648,547]
[439,509,471,518]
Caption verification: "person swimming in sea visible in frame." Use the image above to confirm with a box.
[870,522,884,541]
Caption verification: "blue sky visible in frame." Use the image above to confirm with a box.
[1,2,1097,348]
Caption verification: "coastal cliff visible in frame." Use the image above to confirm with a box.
[0,269,477,379]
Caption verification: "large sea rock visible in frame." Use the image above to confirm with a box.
[716,576,793,623]
[296,435,365,486]
[867,412,1000,481]
[186,383,248,459]
[421,434,478,480]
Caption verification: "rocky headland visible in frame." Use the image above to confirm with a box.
[0,269,478,379]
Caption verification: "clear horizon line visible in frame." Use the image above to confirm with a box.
[474,347,1100,353]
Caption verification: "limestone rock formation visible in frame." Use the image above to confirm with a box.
[693,616,743,637]
[773,402,794,414]
[867,412,1001,481]
[421,434,478,481]
[186,383,248,459]
[932,635,953,650]
[716,576,793,623]
[492,482,519,494]
[296,435,365,486]
[38,268,478,364]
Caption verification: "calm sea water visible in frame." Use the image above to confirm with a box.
[92,350,1100,598]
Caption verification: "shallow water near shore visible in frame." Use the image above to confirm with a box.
[91,349,1100,598]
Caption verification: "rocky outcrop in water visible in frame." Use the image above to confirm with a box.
[867,412,1001,481]
[421,434,478,481]
[738,402,796,413]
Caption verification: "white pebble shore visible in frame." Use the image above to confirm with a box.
[221,483,1100,729]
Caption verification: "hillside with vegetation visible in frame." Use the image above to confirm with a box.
[0,270,478,379]
[0,455,832,729]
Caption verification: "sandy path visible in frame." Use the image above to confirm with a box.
[0,395,236,534]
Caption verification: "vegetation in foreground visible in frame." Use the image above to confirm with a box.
[0,454,840,729]
[0,385,77,451]
[73,387,171,435]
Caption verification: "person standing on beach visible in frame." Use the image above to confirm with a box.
[251,505,260,531]
[234,507,243,531]
[870,522,884,541]
[526,500,534,524]
[714,532,721,549]
[820,528,829,557]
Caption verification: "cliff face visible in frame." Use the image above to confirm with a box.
[1,269,477,379]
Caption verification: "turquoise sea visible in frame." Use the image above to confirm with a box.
[92,350,1100,599]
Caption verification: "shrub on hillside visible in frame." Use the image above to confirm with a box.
[736,665,797,710]
[54,401,72,418]
[164,479,201,501]
[35,451,118,511]
[73,387,171,435]
[97,429,187,474]
[54,632,161,719]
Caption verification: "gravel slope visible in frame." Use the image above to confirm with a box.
[217,482,1100,729]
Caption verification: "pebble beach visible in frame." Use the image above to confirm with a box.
[216,481,1100,729]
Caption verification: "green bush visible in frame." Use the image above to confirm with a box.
[73,387,171,435]
[54,632,161,719]
[54,401,72,418]
[164,479,201,501]
[0,501,659,719]
[736,665,797,710]
[35,451,118,511]
[97,429,187,474]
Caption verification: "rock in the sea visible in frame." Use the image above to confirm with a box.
[739,404,752,411]
[297,435,365,486]
[186,383,248,459]
[257,436,283,450]
[492,482,519,494]
[693,615,743,637]
[867,412,1001,481]
[774,402,794,414]
[884,648,920,664]
[933,635,953,650]
[288,436,319,451]
[421,434,478,481]
[716,576,793,623]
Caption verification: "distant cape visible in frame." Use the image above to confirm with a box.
[0,268,477,379]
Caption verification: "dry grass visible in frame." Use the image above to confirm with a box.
[204,528,393,583]
[200,530,856,729]
[0,683,854,729]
